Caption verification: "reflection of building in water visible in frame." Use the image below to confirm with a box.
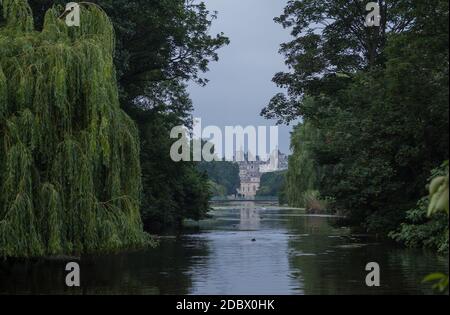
[239,204,260,230]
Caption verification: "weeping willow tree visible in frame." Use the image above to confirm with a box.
[0,0,150,258]
[285,121,321,208]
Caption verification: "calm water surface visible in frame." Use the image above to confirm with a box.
[0,202,448,295]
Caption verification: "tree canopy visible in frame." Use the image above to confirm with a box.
[198,160,240,197]
[268,0,449,241]
[261,0,433,124]
[25,1,229,231]
[0,0,149,258]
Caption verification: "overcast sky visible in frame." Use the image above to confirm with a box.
[187,0,294,154]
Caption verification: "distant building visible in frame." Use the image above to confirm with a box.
[235,150,289,199]
[278,152,289,171]
[259,150,289,173]
[237,158,261,199]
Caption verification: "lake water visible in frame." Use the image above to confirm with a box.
[0,202,448,295]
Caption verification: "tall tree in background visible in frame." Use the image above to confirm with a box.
[0,1,149,258]
[261,0,415,124]
[26,0,229,229]
[265,0,449,237]
[198,160,240,197]
[257,171,287,201]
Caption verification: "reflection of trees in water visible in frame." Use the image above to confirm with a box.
[0,259,70,294]
[283,215,351,295]
[285,215,340,255]
[0,238,210,295]
[386,249,449,295]
[286,215,336,235]
[282,214,449,294]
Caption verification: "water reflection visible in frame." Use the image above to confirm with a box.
[239,204,261,230]
[0,237,210,295]
[0,202,448,295]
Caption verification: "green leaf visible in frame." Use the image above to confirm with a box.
[429,176,445,195]
[423,273,446,283]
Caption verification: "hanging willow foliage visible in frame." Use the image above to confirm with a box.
[0,0,151,258]
[286,121,321,208]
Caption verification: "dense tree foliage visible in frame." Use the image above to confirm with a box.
[284,122,322,208]
[265,0,449,241]
[0,1,150,258]
[257,171,286,199]
[26,0,229,230]
[28,0,228,91]
[135,111,211,230]
[261,0,417,124]
[198,160,240,197]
